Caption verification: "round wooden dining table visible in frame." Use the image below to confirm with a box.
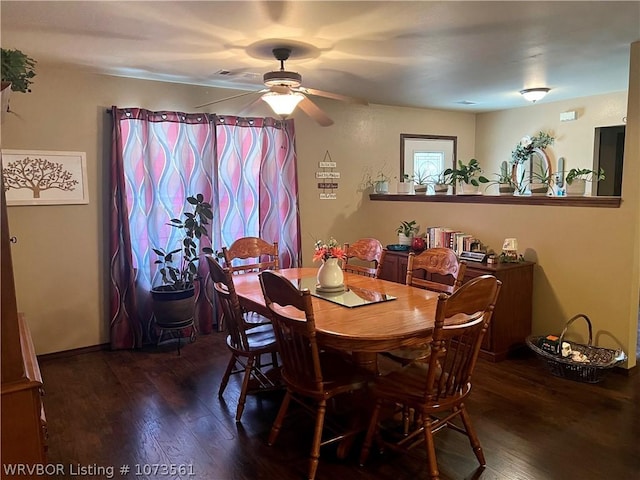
[231,267,439,372]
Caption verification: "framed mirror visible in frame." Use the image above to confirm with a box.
[512,147,552,194]
[400,134,457,193]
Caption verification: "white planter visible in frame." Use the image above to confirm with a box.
[566,179,586,196]
[398,233,413,246]
[457,182,479,195]
[396,181,413,194]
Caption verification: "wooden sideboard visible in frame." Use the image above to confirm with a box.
[1,178,48,468]
[380,250,534,361]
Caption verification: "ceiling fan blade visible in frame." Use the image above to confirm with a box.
[195,90,265,109]
[297,96,334,127]
[299,87,368,106]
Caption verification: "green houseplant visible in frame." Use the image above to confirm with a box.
[565,168,605,196]
[528,162,553,196]
[485,161,517,195]
[1,48,37,93]
[395,220,419,245]
[1,48,37,121]
[151,193,214,326]
[447,158,489,194]
[412,169,430,194]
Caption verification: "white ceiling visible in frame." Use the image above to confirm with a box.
[1,1,639,113]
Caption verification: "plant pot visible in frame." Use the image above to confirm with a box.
[434,183,449,195]
[498,183,516,195]
[398,233,413,246]
[150,286,195,326]
[457,182,479,195]
[566,179,586,196]
[374,181,389,194]
[528,182,549,196]
[396,181,413,194]
[414,185,428,194]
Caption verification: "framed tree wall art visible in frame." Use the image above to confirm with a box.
[1,150,89,205]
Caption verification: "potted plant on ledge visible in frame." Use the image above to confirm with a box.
[565,168,605,196]
[485,161,517,195]
[448,158,489,194]
[528,162,553,196]
[151,194,214,327]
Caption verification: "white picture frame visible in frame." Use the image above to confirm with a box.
[1,149,89,206]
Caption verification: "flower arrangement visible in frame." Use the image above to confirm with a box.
[313,238,345,262]
[511,131,554,165]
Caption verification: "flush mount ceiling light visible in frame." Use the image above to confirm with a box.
[261,91,305,116]
[520,88,550,103]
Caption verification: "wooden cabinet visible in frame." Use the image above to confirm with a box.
[380,250,534,361]
[1,180,47,469]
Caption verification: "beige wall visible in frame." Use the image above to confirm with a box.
[2,43,638,367]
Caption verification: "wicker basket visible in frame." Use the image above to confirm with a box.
[526,314,627,383]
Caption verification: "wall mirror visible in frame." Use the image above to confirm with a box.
[512,147,552,192]
[400,134,457,193]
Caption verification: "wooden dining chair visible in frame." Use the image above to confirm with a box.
[406,247,467,294]
[360,275,502,480]
[342,238,386,278]
[206,255,281,423]
[258,270,373,480]
[221,236,278,328]
[222,236,279,274]
[384,247,468,366]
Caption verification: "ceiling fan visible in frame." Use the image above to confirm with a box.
[195,47,368,127]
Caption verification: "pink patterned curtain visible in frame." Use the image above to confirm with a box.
[109,107,300,349]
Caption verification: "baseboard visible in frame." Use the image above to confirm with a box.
[37,342,110,362]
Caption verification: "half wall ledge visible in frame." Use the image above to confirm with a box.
[369,194,621,208]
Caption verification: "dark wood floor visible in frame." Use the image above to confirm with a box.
[38,331,639,480]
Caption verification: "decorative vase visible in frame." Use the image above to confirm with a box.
[374,181,389,194]
[317,257,344,290]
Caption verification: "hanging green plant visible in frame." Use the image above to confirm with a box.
[1,48,37,93]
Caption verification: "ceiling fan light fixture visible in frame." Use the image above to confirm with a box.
[520,87,550,103]
[261,91,305,115]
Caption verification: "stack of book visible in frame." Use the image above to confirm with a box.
[424,226,484,256]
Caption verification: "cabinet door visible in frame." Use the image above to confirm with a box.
[380,251,410,284]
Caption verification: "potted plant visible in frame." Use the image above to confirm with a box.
[396,173,413,194]
[427,170,453,195]
[395,220,419,246]
[485,161,517,195]
[528,162,553,196]
[412,169,430,194]
[448,158,489,194]
[565,168,605,196]
[1,48,37,120]
[151,193,214,326]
